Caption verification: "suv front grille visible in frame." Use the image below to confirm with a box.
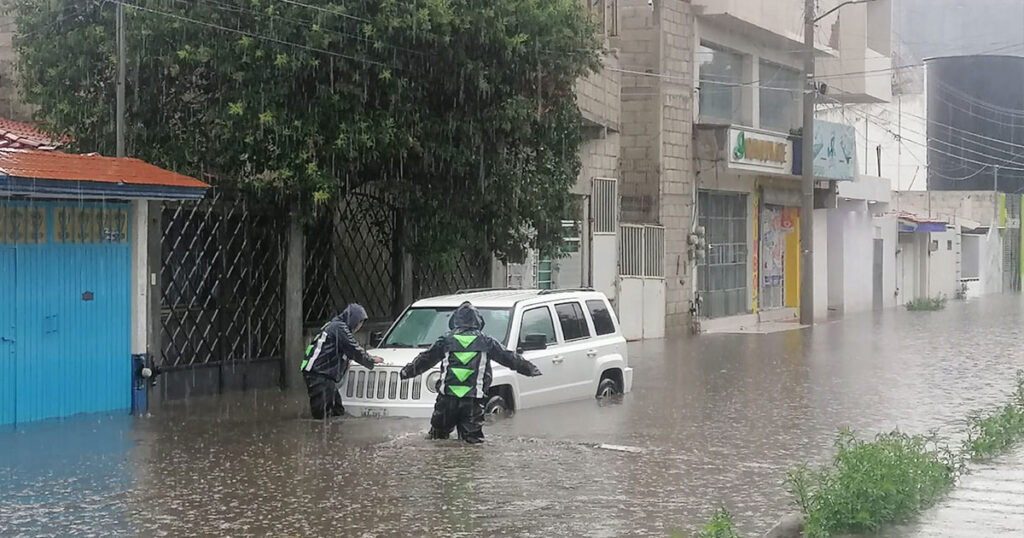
[346,368,423,401]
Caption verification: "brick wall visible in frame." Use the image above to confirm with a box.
[615,0,696,334]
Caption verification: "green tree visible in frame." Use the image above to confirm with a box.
[7,0,600,262]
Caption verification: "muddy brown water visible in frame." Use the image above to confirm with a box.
[3,296,1024,536]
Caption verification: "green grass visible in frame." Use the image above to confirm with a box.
[785,430,963,538]
[905,295,948,311]
[962,371,1024,461]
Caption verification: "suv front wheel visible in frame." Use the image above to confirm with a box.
[596,377,622,399]
[484,390,513,420]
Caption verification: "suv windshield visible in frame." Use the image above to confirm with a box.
[382,307,512,348]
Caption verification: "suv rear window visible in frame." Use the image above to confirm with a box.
[586,299,616,335]
[555,302,590,341]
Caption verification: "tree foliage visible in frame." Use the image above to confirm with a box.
[7,0,600,261]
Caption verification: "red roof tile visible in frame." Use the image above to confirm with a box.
[0,118,66,150]
[0,148,209,189]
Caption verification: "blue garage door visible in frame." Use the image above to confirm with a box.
[0,201,131,426]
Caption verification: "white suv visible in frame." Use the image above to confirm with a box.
[344,289,633,418]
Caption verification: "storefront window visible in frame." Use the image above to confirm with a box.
[758,60,802,133]
[698,43,745,125]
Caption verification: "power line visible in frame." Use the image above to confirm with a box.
[189,0,427,57]
[821,95,1024,175]
[277,0,371,24]
[936,79,1024,117]
[898,108,1024,152]
[114,0,389,67]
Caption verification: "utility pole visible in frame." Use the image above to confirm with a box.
[800,0,815,326]
[116,1,126,158]
[994,165,1000,193]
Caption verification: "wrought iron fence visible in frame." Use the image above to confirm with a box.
[159,189,286,368]
[304,190,396,325]
[413,252,491,299]
[304,189,492,325]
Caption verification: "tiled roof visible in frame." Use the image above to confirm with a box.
[0,118,66,150]
[0,148,208,189]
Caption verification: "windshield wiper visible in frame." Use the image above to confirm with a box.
[384,343,415,348]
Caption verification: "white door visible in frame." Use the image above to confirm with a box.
[514,305,560,408]
[552,301,596,402]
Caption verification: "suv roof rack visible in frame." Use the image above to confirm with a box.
[454,287,525,294]
[537,287,595,295]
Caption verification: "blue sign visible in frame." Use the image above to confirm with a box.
[813,120,856,181]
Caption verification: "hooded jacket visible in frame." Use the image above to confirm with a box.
[400,302,541,399]
[302,304,376,382]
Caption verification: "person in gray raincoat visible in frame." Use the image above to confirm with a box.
[399,302,541,443]
[301,304,382,419]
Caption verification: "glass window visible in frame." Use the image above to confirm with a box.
[383,307,511,348]
[586,299,616,336]
[698,43,744,124]
[538,260,553,289]
[519,306,556,345]
[555,302,591,341]
[562,220,581,254]
[758,60,802,133]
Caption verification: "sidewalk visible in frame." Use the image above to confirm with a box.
[886,447,1024,537]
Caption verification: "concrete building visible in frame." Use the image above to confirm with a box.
[681,0,893,329]
[894,191,1011,302]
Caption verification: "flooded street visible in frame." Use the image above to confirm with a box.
[3,296,1024,537]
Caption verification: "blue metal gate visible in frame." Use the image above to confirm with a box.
[1,247,15,425]
[0,201,131,426]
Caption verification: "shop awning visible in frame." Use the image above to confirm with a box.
[896,211,948,233]
[0,149,209,200]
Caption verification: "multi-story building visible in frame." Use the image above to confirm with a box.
[682,0,892,327]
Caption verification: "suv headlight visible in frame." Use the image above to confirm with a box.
[425,371,441,393]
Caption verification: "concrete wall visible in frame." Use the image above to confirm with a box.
[894,191,1000,225]
[980,227,1004,294]
[826,208,845,310]
[813,209,829,319]
[841,202,877,313]
[876,214,899,309]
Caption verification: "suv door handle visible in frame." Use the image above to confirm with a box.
[586,350,597,358]
[552,356,564,365]
[0,336,13,343]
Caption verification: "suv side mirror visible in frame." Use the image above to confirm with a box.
[369,331,383,348]
[518,333,547,352]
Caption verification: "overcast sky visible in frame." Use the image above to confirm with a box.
[895,0,1024,60]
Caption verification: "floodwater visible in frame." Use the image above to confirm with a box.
[3,297,1024,537]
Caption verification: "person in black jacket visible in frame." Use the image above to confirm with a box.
[399,302,541,443]
[301,304,383,419]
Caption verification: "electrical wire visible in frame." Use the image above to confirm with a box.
[114,0,389,67]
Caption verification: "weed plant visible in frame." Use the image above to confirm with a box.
[692,507,742,538]
[905,295,947,311]
[963,371,1024,460]
[785,430,962,537]
[693,371,1024,538]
